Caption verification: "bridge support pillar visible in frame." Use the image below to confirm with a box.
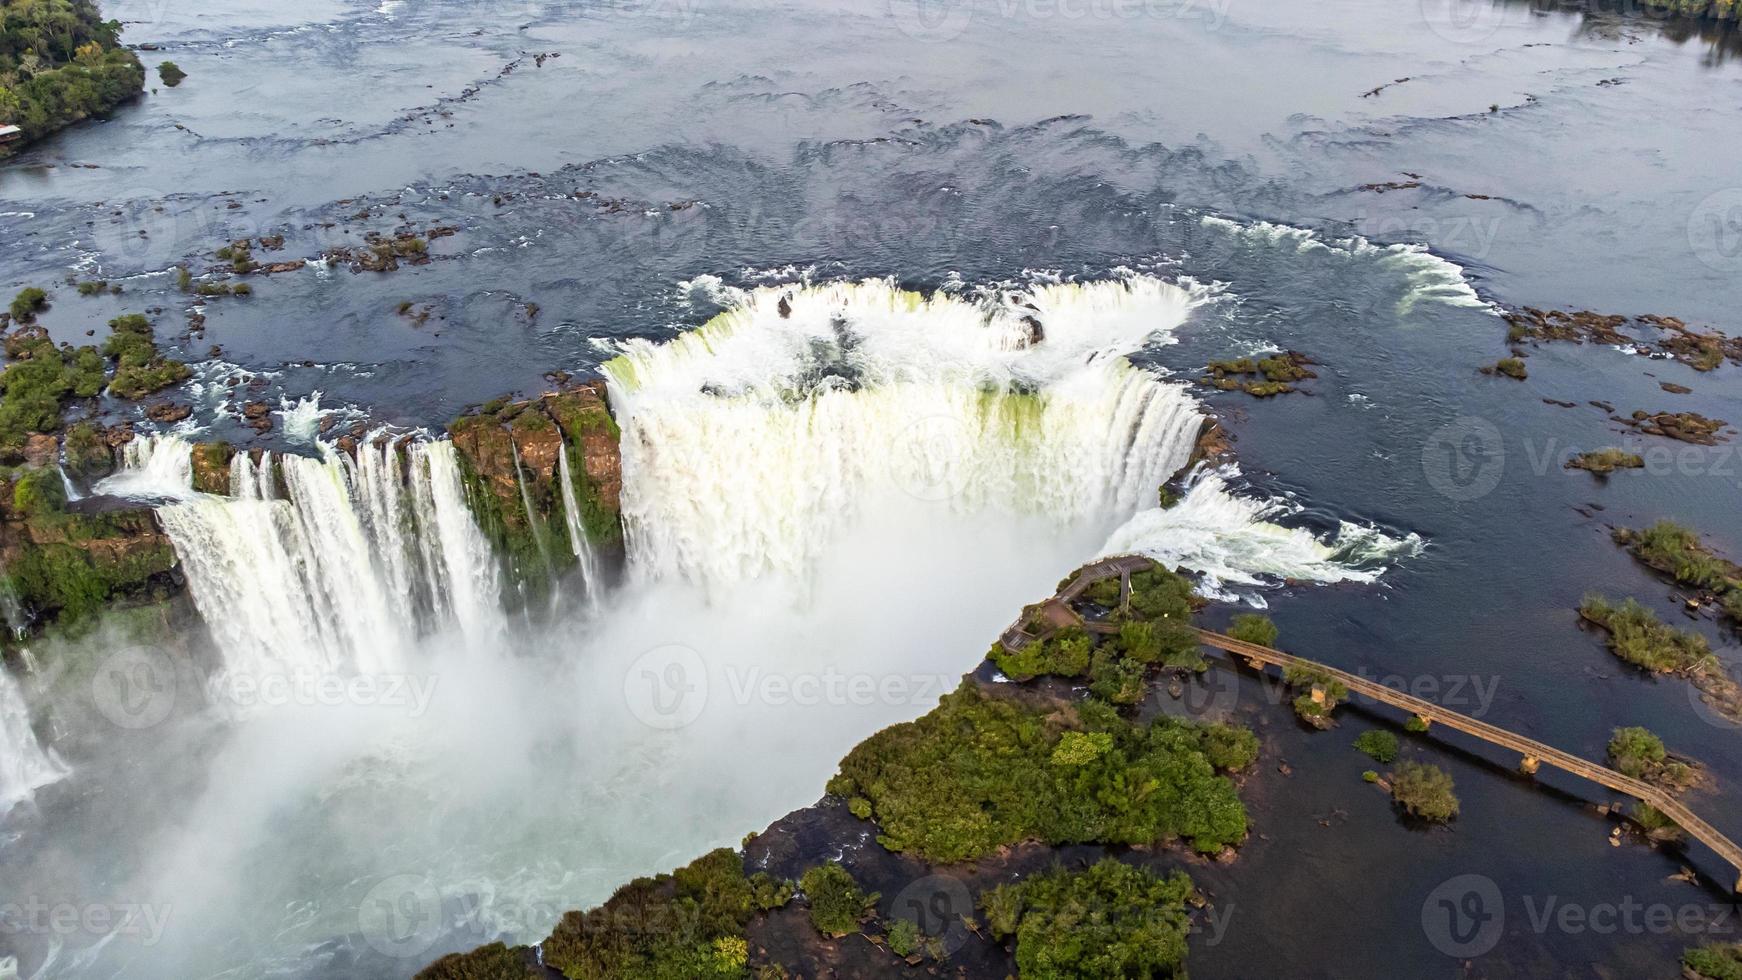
[1412,714,1431,731]
[1519,755,1539,776]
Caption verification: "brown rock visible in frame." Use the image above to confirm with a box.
[145,402,193,424]
[22,433,57,467]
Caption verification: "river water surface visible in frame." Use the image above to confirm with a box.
[3,0,1742,977]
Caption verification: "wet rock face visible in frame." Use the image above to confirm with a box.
[447,381,624,608]
[0,468,180,628]
[190,442,236,495]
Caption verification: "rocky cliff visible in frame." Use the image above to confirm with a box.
[447,382,624,611]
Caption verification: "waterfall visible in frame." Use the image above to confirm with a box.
[0,662,64,812]
[558,444,603,614]
[96,434,197,501]
[1099,467,1425,598]
[509,437,558,612]
[604,275,1208,590]
[141,438,504,693]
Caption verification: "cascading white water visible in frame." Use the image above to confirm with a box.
[558,444,604,614]
[95,434,197,501]
[0,662,64,813]
[146,439,504,693]
[1099,466,1424,598]
[605,276,1209,590]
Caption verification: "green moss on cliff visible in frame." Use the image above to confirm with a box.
[1,470,177,623]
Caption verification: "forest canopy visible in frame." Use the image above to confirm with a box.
[1,0,144,148]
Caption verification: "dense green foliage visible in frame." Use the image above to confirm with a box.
[103,313,190,399]
[1226,613,1277,648]
[830,682,1250,862]
[1607,726,1697,791]
[0,0,145,146]
[982,859,1195,979]
[1389,761,1459,822]
[1580,595,1713,673]
[0,330,105,449]
[155,59,183,86]
[1685,943,1742,980]
[413,943,539,980]
[540,848,775,980]
[1616,521,1742,627]
[10,286,46,320]
[798,863,875,938]
[1353,729,1399,764]
[994,626,1092,681]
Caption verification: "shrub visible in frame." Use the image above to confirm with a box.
[10,287,47,321]
[1202,723,1259,771]
[993,626,1093,681]
[540,848,755,979]
[1389,761,1459,822]
[885,918,920,957]
[748,871,794,911]
[1127,565,1195,620]
[1087,651,1146,705]
[799,863,874,938]
[1685,943,1742,980]
[1607,726,1666,777]
[157,61,186,86]
[981,859,1195,979]
[1489,357,1528,380]
[76,280,107,296]
[1631,802,1681,837]
[1404,716,1430,734]
[1362,770,1379,783]
[1608,726,1698,792]
[413,942,537,979]
[1227,613,1277,648]
[1567,448,1645,474]
[1621,521,1738,591]
[831,682,1250,861]
[1580,595,1712,673]
[1354,730,1399,764]
[103,313,190,399]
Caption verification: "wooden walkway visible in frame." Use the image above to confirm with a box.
[1004,556,1742,892]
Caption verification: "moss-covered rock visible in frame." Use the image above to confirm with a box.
[0,467,178,626]
[190,442,235,495]
[447,382,623,611]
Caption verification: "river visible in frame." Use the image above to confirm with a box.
[2,0,1741,977]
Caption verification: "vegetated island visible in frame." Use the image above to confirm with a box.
[0,0,145,154]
